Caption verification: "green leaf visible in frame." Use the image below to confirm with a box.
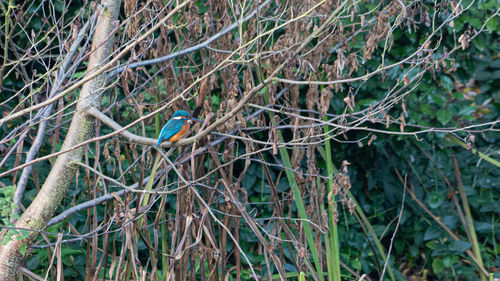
[351,257,362,270]
[475,222,493,233]
[1,233,13,245]
[419,104,433,116]
[483,0,499,9]
[443,255,459,267]
[485,16,498,33]
[442,215,458,230]
[73,71,86,79]
[212,95,220,108]
[432,258,444,274]
[436,109,452,125]
[20,244,27,255]
[424,226,442,241]
[431,94,447,105]
[61,248,84,255]
[258,86,268,95]
[448,240,471,254]
[458,106,476,116]
[10,212,19,221]
[358,99,376,106]
[427,191,443,208]
[451,92,463,99]
[440,75,454,93]
[101,95,110,105]
[473,35,488,52]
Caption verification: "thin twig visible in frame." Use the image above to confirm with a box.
[379,175,406,281]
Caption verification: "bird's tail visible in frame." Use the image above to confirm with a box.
[156,138,162,147]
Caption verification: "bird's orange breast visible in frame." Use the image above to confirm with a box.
[168,121,190,142]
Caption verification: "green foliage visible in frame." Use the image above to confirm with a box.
[0,185,15,219]
[0,186,29,251]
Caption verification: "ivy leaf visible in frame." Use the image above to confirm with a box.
[456,105,475,116]
[419,104,433,115]
[437,109,452,125]
[424,225,442,240]
[428,191,444,208]
[448,241,471,254]
[442,215,458,230]
[440,75,454,93]
[443,256,459,267]
[432,258,444,274]
[431,93,447,105]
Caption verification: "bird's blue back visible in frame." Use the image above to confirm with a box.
[156,118,184,147]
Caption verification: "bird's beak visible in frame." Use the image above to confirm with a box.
[191,117,201,122]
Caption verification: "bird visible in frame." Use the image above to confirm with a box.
[156,110,200,147]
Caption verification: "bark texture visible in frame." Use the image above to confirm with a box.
[0,0,121,279]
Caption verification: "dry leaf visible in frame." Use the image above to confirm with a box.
[368,134,377,146]
[399,115,406,132]
[403,75,410,86]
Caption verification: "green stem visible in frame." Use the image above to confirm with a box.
[318,178,334,281]
[453,156,487,280]
[447,134,500,168]
[322,117,341,281]
[320,133,396,281]
[141,154,161,208]
[347,191,396,281]
[262,92,324,281]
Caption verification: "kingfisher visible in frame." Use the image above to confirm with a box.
[156,110,200,147]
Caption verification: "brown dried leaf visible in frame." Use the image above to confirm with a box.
[334,50,346,76]
[103,143,110,160]
[343,96,354,111]
[403,75,410,86]
[319,88,333,117]
[458,34,469,50]
[469,134,475,144]
[367,134,377,146]
[341,160,350,174]
[306,85,318,111]
[347,53,359,75]
[348,198,356,214]
[196,77,210,108]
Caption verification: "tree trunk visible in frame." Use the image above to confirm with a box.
[0,0,121,279]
